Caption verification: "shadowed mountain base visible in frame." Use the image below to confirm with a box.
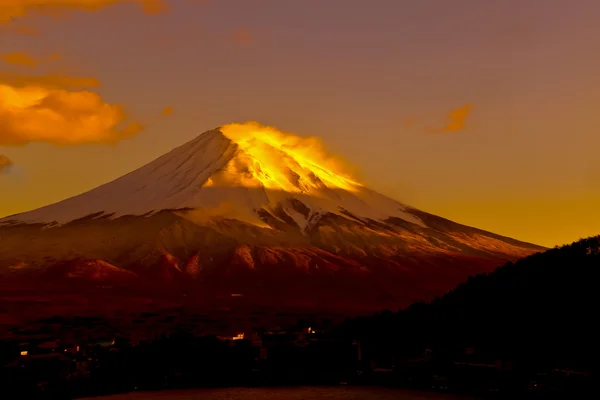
[1,202,542,314]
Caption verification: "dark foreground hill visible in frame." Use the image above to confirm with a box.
[343,236,600,372]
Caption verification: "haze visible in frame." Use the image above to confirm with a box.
[1,0,599,247]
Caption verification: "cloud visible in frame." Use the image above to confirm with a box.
[0,4,151,148]
[0,0,168,23]
[430,104,473,133]
[0,71,99,89]
[402,116,418,128]
[0,51,61,68]
[227,28,254,46]
[161,105,173,116]
[1,52,37,67]
[0,24,39,35]
[0,82,144,146]
[0,155,14,173]
[137,0,168,14]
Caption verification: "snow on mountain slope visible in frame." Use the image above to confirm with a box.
[0,122,423,229]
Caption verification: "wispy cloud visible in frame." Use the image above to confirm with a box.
[161,105,173,116]
[1,52,38,67]
[0,0,169,24]
[0,71,100,89]
[430,104,473,133]
[402,116,418,129]
[0,24,39,35]
[0,155,14,173]
[227,27,254,46]
[0,51,61,68]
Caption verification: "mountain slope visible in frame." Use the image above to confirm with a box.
[0,122,544,311]
[0,124,420,227]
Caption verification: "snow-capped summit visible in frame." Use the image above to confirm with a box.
[1,122,422,229]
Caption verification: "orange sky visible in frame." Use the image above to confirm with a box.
[1,0,600,247]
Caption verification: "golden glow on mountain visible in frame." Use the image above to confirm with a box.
[219,122,361,193]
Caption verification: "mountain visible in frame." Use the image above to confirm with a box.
[0,122,544,312]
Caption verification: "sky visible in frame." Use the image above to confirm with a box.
[1,0,599,248]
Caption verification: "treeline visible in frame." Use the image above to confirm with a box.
[340,236,600,375]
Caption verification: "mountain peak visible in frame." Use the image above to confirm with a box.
[0,122,421,228]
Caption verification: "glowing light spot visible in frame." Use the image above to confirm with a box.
[219,122,361,193]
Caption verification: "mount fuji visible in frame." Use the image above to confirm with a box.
[0,122,543,311]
